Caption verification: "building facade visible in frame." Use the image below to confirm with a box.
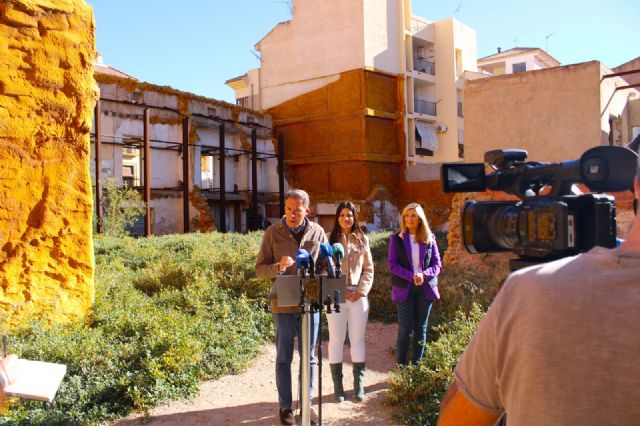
[93,61,279,235]
[477,47,560,76]
[226,0,478,230]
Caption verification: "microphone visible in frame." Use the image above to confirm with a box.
[319,242,336,278]
[331,243,344,278]
[296,249,310,276]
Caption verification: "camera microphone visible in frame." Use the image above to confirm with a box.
[296,249,310,277]
[319,242,336,278]
[331,243,344,278]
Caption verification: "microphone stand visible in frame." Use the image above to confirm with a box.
[298,255,341,426]
[299,266,312,426]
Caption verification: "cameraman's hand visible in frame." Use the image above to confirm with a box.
[278,256,294,273]
[413,272,424,286]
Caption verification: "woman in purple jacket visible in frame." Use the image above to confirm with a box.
[387,202,442,365]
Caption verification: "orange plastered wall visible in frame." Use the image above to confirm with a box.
[0,0,97,326]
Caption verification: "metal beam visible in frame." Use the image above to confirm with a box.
[143,108,151,237]
[251,128,258,231]
[219,123,226,232]
[278,132,285,217]
[183,117,190,233]
[94,102,103,234]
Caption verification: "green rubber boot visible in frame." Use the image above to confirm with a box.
[330,363,345,402]
[353,362,365,402]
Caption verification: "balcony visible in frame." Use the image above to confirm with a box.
[413,58,435,75]
[414,99,436,116]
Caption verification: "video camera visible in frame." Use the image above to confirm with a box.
[441,145,638,269]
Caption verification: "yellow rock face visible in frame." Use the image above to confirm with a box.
[0,0,97,327]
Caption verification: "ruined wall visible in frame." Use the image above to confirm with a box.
[0,0,97,325]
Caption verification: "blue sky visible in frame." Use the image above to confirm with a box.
[88,0,639,103]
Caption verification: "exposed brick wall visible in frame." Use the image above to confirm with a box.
[0,0,97,326]
[268,68,454,227]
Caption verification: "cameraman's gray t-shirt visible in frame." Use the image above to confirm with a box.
[454,246,640,426]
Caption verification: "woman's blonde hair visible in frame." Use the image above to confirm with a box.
[400,202,432,244]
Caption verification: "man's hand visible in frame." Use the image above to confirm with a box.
[278,256,294,273]
[413,272,424,286]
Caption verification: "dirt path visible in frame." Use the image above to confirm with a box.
[114,322,400,426]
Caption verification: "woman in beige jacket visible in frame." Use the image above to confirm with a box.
[327,201,374,402]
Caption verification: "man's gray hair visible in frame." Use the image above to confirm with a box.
[285,189,310,208]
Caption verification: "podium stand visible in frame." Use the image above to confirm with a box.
[275,273,346,426]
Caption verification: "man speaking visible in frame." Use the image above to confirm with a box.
[256,189,327,425]
[438,153,640,426]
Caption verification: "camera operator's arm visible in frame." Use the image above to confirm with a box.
[387,235,414,282]
[437,380,500,426]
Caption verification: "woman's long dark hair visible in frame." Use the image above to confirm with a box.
[329,201,364,245]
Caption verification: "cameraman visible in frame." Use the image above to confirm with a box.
[437,157,640,426]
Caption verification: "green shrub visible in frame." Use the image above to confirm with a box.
[99,178,146,237]
[384,304,485,425]
[0,232,273,425]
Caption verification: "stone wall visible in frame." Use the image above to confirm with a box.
[0,0,97,326]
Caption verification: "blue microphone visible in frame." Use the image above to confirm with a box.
[319,242,336,278]
[296,249,310,276]
[331,243,344,278]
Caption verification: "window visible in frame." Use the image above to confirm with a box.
[132,90,143,103]
[122,165,135,187]
[236,97,249,108]
[415,121,438,156]
[512,62,526,73]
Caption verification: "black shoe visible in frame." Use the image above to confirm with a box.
[279,408,295,425]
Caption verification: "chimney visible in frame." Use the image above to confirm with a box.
[497,47,502,53]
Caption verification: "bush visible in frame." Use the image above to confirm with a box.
[384,304,485,425]
[99,178,146,237]
[0,232,273,425]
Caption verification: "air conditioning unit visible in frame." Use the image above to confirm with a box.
[417,47,426,59]
[435,123,448,133]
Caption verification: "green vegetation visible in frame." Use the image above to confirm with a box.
[0,229,503,426]
[98,178,146,237]
[385,304,485,425]
[1,232,273,425]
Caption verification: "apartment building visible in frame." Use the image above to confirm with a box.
[477,47,560,76]
[93,60,280,235]
[226,0,478,229]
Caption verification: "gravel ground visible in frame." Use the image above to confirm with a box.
[114,322,401,426]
